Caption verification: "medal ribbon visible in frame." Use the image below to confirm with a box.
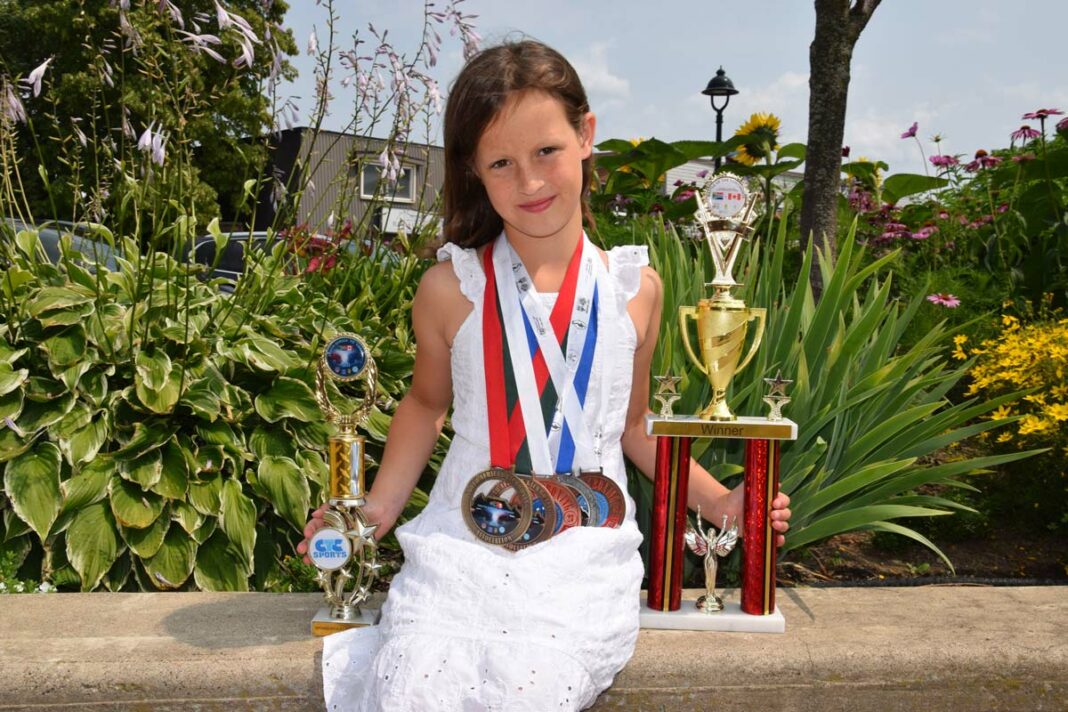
[483,233,600,475]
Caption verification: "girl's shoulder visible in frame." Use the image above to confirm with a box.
[432,242,484,304]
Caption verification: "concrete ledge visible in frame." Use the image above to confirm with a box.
[1,587,1066,711]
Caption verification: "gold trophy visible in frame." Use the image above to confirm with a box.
[309,333,382,636]
[679,173,766,421]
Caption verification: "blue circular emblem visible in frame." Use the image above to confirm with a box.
[324,334,367,381]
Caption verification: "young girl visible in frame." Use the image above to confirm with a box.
[300,40,791,711]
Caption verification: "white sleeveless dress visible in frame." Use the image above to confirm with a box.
[322,242,650,711]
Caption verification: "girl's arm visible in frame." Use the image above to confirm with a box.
[618,266,791,544]
[299,262,466,560]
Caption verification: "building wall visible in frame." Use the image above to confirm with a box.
[256,128,445,235]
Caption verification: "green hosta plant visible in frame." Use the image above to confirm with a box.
[0,227,430,592]
[618,213,1039,569]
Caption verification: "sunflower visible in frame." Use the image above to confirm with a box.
[733,112,781,165]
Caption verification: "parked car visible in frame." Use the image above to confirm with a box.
[1,217,121,271]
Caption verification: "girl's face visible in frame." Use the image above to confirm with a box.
[473,90,595,246]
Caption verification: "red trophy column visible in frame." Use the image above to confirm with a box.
[648,435,692,611]
[741,439,780,615]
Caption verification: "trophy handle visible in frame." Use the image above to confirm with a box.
[678,306,709,377]
[734,308,766,374]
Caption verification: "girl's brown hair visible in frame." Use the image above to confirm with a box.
[442,40,594,248]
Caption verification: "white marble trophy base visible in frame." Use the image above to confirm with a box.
[639,589,785,633]
[311,605,381,636]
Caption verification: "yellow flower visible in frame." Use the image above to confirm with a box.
[1018,415,1054,437]
[733,112,781,166]
[1046,402,1068,422]
[996,432,1013,443]
[990,404,1013,420]
[952,334,969,361]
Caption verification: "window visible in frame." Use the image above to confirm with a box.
[360,163,416,202]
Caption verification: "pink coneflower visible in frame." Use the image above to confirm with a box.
[1012,152,1036,163]
[930,154,959,168]
[1011,125,1041,142]
[938,210,950,220]
[1057,117,1068,134]
[964,149,1003,172]
[900,121,918,139]
[911,226,939,240]
[842,145,851,157]
[674,189,695,203]
[1021,108,1063,120]
[927,293,961,308]
[696,169,709,178]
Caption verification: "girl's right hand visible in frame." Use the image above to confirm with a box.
[296,502,331,565]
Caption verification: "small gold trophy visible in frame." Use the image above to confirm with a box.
[684,506,739,613]
[679,173,766,421]
[309,333,381,636]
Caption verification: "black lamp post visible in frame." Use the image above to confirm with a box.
[702,67,739,172]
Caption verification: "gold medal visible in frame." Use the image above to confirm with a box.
[461,468,534,546]
[503,475,557,551]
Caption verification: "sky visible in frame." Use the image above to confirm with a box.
[279,0,1068,178]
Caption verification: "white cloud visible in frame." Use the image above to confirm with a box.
[572,42,630,101]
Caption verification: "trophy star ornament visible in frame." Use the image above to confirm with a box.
[653,375,683,417]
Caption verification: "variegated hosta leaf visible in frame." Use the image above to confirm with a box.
[66,502,121,592]
[0,389,24,421]
[40,326,86,368]
[171,499,204,535]
[3,441,63,539]
[219,478,257,571]
[134,362,182,414]
[0,362,29,397]
[109,475,165,529]
[253,377,320,423]
[153,441,189,500]
[122,504,171,559]
[144,526,197,590]
[121,450,163,491]
[60,414,110,466]
[113,419,175,461]
[194,529,250,591]
[61,457,114,514]
[188,472,224,517]
[257,455,311,531]
[16,392,75,434]
[25,286,94,317]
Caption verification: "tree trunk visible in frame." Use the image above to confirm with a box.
[800,0,882,297]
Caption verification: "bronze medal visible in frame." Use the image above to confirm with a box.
[537,476,583,534]
[461,468,533,546]
[559,474,601,527]
[504,476,557,551]
[578,471,626,528]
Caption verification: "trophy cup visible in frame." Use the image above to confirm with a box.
[309,333,382,636]
[684,506,739,613]
[679,173,766,421]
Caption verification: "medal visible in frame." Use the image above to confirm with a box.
[462,468,534,546]
[558,474,601,528]
[536,476,583,534]
[504,475,557,551]
[578,471,626,528]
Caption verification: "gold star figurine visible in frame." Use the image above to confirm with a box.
[653,375,682,417]
[762,370,793,421]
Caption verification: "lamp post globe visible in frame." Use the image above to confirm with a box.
[702,67,739,171]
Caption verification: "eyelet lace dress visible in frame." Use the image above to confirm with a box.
[322,243,650,711]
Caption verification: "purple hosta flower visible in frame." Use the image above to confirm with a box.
[911,225,938,240]
[137,122,155,152]
[21,57,53,97]
[1021,108,1063,120]
[121,108,135,139]
[307,29,318,56]
[2,80,26,124]
[1011,152,1036,163]
[900,121,918,139]
[1011,125,1041,142]
[150,129,167,165]
[426,77,442,115]
[157,0,185,29]
[378,147,400,183]
[3,417,25,437]
[930,154,959,168]
[119,9,143,53]
[926,293,961,308]
[178,31,226,63]
[841,145,851,158]
[964,149,1003,172]
[696,169,709,179]
[214,2,260,68]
